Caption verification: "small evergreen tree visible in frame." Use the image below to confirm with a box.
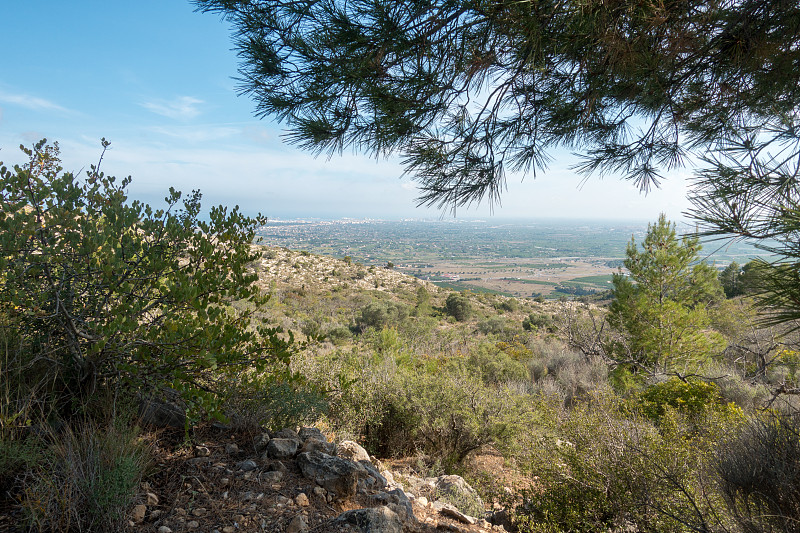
[607,215,725,374]
[719,261,743,298]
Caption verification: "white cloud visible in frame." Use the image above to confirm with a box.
[0,90,70,113]
[140,96,204,120]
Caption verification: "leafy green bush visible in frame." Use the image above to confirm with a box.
[528,347,608,406]
[637,377,743,423]
[445,292,473,321]
[517,391,733,533]
[325,323,353,345]
[413,285,433,316]
[495,299,518,313]
[477,315,508,335]
[522,312,555,333]
[0,140,298,422]
[355,300,409,332]
[306,345,532,468]
[366,326,406,355]
[467,342,529,386]
[379,367,531,467]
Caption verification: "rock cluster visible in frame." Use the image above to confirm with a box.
[130,427,508,532]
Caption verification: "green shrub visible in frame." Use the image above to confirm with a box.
[637,377,743,423]
[308,346,532,468]
[517,391,733,533]
[378,367,531,467]
[528,348,608,406]
[325,324,353,345]
[366,326,406,355]
[413,285,433,316]
[0,140,299,422]
[477,315,508,336]
[467,342,529,385]
[445,293,473,321]
[495,299,518,313]
[522,312,555,333]
[300,317,324,339]
[355,300,408,332]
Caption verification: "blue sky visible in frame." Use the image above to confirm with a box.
[1,1,690,221]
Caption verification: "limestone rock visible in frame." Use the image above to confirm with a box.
[267,438,299,459]
[194,445,211,457]
[286,514,308,533]
[236,459,258,472]
[367,489,415,522]
[431,475,484,516]
[381,468,395,486]
[271,428,301,442]
[358,460,387,490]
[254,433,272,453]
[225,442,240,455]
[387,487,414,522]
[267,460,288,474]
[404,474,434,495]
[334,506,403,533]
[139,390,186,429]
[367,492,392,506]
[488,508,514,532]
[131,504,147,524]
[300,437,337,455]
[297,451,365,500]
[298,427,326,442]
[338,440,370,463]
[439,503,477,525]
[261,470,284,484]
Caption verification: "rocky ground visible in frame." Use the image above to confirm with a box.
[125,424,514,533]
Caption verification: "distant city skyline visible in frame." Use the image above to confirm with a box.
[2,1,690,222]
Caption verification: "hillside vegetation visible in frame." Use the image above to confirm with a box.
[2,142,800,533]
[242,241,800,533]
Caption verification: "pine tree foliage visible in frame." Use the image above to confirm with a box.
[688,135,800,330]
[196,0,800,207]
[607,214,725,374]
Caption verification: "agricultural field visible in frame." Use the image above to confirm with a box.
[258,219,765,298]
